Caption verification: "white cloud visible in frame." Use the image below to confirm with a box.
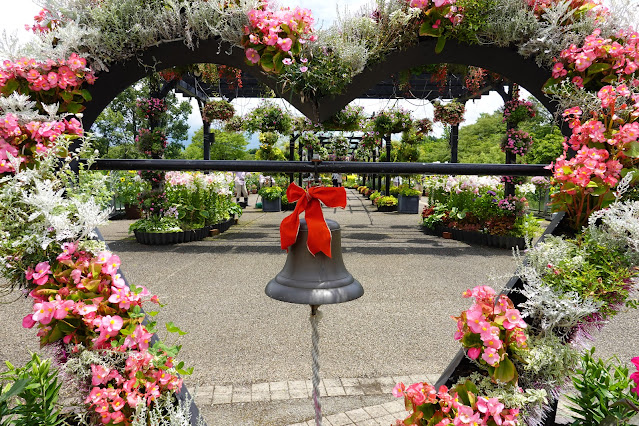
[1,0,40,44]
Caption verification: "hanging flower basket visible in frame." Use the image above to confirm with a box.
[299,131,321,151]
[245,101,292,134]
[201,99,235,122]
[501,129,534,156]
[415,118,433,135]
[135,128,167,157]
[322,105,365,131]
[136,97,167,122]
[360,131,381,151]
[372,107,413,134]
[502,99,536,125]
[224,116,244,132]
[433,100,465,126]
[326,135,351,160]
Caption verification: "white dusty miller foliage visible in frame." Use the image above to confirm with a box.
[132,392,206,426]
[587,184,639,265]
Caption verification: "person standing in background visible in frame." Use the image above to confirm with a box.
[332,172,343,187]
[234,171,250,207]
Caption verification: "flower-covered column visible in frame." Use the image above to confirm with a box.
[500,84,536,197]
[433,100,465,165]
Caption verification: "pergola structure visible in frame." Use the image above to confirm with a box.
[171,66,509,194]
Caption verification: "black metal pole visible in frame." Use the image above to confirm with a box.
[385,135,391,196]
[203,122,211,161]
[86,159,551,176]
[450,125,459,164]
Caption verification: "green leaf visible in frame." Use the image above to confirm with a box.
[0,378,30,404]
[625,141,639,158]
[493,355,517,383]
[1,79,19,96]
[419,22,437,37]
[587,63,611,75]
[147,311,159,317]
[435,36,447,54]
[260,53,274,73]
[65,102,84,114]
[80,89,92,101]
[165,322,187,336]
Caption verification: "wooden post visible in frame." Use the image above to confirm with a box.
[450,125,459,164]
[385,134,391,196]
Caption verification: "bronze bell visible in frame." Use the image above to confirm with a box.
[266,219,364,305]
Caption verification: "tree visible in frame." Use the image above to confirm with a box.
[457,111,506,164]
[93,77,192,158]
[184,128,249,160]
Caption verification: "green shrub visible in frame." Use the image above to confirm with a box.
[258,186,283,201]
[377,196,398,206]
[0,353,66,425]
[566,348,639,425]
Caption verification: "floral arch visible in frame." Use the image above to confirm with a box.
[1,0,639,425]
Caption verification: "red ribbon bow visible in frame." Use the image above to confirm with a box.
[280,183,347,257]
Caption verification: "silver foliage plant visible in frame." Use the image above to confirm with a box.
[0,136,110,287]
[587,173,639,265]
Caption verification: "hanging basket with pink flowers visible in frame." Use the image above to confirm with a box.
[433,100,465,126]
[201,99,235,122]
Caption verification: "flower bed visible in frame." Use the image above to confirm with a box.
[422,175,540,240]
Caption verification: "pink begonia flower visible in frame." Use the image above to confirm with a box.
[111,273,126,288]
[483,335,503,350]
[111,397,126,412]
[300,66,308,72]
[108,286,131,309]
[502,309,527,329]
[482,347,499,365]
[91,364,111,386]
[52,295,74,320]
[32,301,55,324]
[101,315,123,335]
[102,253,121,276]
[31,261,50,285]
[392,382,405,398]
[454,319,464,340]
[145,383,161,403]
[95,251,111,264]
[467,347,481,359]
[277,37,293,51]
[405,382,426,405]
[478,323,499,340]
[245,48,260,64]
[264,32,278,46]
[22,314,36,328]
[466,309,488,334]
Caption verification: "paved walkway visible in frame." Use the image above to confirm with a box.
[1,189,636,425]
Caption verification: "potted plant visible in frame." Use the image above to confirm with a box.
[397,185,421,214]
[322,105,365,131]
[258,186,283,212]
[201,99,235,122]
[111,171,150,219]
[369,190,382,205]
[376,195,398,212]
[281,194,297,211]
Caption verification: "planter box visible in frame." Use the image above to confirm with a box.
[134,226,211,245]
[377,205,397,212]
[419,225,527,250]
[124,205,141,219]
[262,197,281,212]
[398,195,420,214]
[282,201,297,211]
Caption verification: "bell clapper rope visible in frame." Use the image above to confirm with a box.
[310,304,322,426]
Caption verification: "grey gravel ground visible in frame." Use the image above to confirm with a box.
[1,189,638,425]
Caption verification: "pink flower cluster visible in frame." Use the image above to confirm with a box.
[407,0,464,27]
[500,128,533,156]
[0,54,95,92]
[0,113,83,174]
[242,3,316,72]
[85,349,182,424]
[526,0,605,18]
[497,195,528,215]
[25,8,60,34]
[433,101,465,126]
[393,380,519,426]
[359,131,381,151]
[502,99,536,124]
[453,286,527,382]
[136,97,167,121]
[21,244,186,424]
[551,28,639,88]
[631,357,639,396]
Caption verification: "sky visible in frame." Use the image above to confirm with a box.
[0,0,508,148]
